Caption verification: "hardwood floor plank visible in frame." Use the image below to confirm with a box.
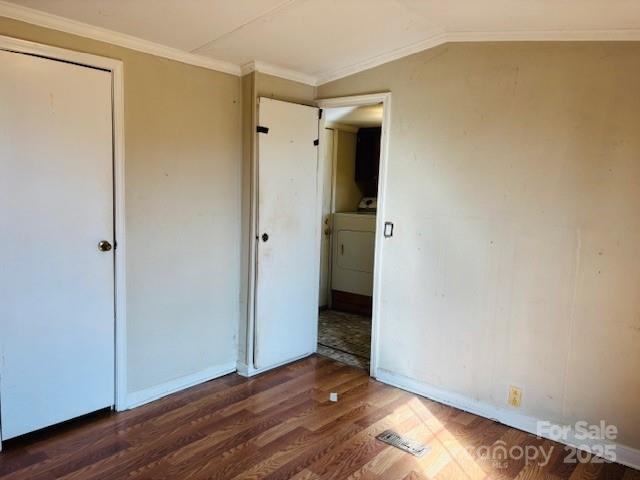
[622,469,640,480]
[308,404,420,478]
[0,356,636,480]
[569,461,605,480]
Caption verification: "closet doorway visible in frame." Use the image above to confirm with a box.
[0,36,126,445]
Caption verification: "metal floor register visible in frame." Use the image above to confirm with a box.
[375,430,430,457]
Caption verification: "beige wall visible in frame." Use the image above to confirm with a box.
[318,42,640,450]
[255,72,316,106]
[0,17,242,397]
[333,129,363,213]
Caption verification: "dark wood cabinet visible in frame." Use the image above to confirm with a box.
[355,127,381,196]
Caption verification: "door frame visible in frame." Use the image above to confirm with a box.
[0,36,127,445]
[316,93,391,379]
[318,127,338,308]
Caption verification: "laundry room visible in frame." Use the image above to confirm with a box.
[317,102,384,370]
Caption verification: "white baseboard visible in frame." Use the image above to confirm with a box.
[125,361,237,409]
[375,368,640,470]
[237,352,314,377]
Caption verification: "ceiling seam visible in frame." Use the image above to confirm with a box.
[189,0,301,54]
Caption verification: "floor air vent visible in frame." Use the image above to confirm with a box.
[375,430,430,457]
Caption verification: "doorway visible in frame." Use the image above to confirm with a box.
[0,36,126,446]
[316,102,384,371]
[247,93,390,378]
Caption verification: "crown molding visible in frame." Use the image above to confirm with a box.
[315,28,640,85]
[315,30,447,85]
[241,60,317,86]
[0,0,242,75]
[3,1,640,87]
[447,28,640,43]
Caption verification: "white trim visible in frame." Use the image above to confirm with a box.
[315,29,640,85]
[316,31,447,86]
[241,60,317,87]
[126,362,237,409]
[616,444,640,472]
[312,107,324,338]
[375,368,640,471]
[0,35,128,445]
[316,113,332,308]
[447,28,640,43]
[237,352,313,378]
[317,93,391,109]
[0,0,241,76]
[0,33,123,73]
[111,58,127,413]
[247,96,259,370]
[316,92,391,379]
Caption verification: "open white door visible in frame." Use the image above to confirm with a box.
[0,50,115,439]
[254,97,320,370]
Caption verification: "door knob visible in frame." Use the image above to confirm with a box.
[261,233,269,242]
[98,240,112,252]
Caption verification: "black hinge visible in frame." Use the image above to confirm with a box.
[313,139,319,146]
[256,125,269,134]
[318,108,323,119]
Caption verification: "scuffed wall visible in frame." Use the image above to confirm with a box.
[318,42,640,450]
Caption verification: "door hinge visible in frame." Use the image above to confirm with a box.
[313,139,319,146]
[256,125,269,134]
[318,108,323,119]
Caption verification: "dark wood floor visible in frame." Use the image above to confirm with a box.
[0,355,637,480]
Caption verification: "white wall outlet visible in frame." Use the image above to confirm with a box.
[508,386,522,408]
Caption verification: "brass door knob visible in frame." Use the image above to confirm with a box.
[98,240,112,252]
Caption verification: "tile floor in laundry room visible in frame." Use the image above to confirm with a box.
[317,309,371,370]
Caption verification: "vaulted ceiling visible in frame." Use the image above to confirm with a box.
[2,0,640,85]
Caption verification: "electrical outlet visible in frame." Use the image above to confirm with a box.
[508,386,522,408]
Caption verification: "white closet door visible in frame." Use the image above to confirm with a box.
[254,97,320,370]
[0,50,115,439]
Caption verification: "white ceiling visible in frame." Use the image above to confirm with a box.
[3,0,640,85]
